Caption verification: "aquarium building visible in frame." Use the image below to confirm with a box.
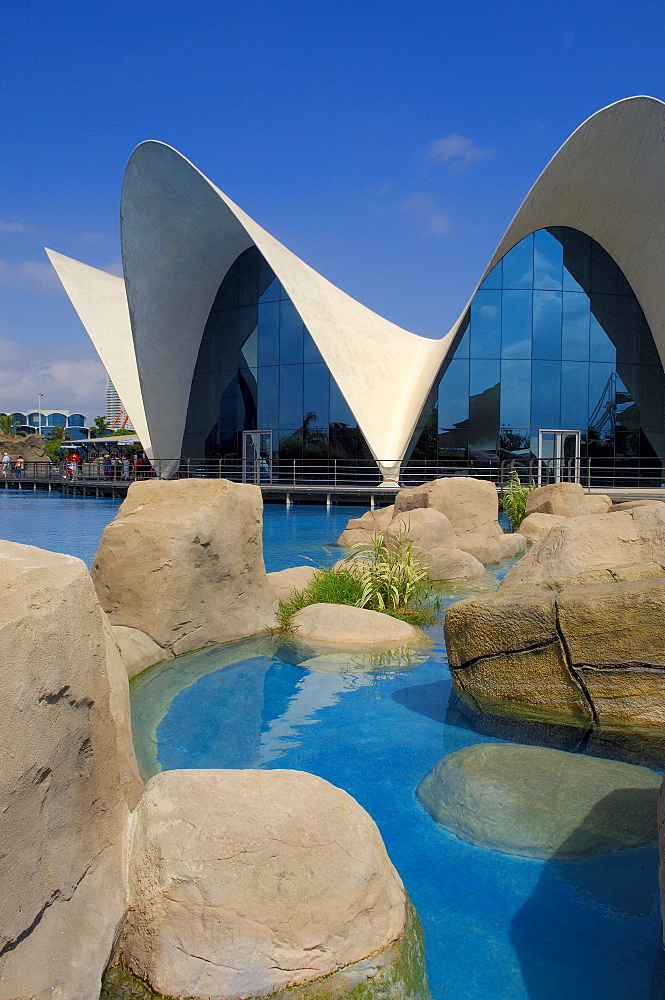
[48,96,665,484]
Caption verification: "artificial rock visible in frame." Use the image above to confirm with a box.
[104,769,415,1000]
[525,482,612,518]
[292,602,423,645]
[267,564,318,602]
[417,743,661,859]
[0,541,141,1000]
[92,478,278,655]
[517,512,568,545]
[445,563,665,727]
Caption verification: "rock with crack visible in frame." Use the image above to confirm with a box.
[0,540,141,1000]
[92,479,278,654]
[417,743,661,859]
[444,562,665,727]
[101,769,430,1000]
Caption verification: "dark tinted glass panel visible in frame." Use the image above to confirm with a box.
[238,249,258,306]
[279,365,303,429]
[329,379,355,426]
[257,366,279,428]
[258,302,280,366]
[304,329,324,364]
[259,278,282,303]
[501,290,532,358]
[562,293,589,361]
[560,362,589,428]
[478,260,502,290]
[533,230,562,290]
[454,322,470,358]
[469,360,500,451]
[303,363,330,428]
[588,363,616,429]
[531,360,560,428]
[589,313,616,364]
[562,229,590,292]
[502,234,533,289]
[500,361,531,427]
[532,291,562,360]
[437,359,469,429]
[470,290,501,358]
[591,242,617,294]
[279,301,304,364]
[616,296,642,364]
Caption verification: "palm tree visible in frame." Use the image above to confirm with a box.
[93,415,110,437]
[0,414,18,435]
[49,425,66,441]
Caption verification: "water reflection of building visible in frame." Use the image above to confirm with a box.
[47,96,665,481]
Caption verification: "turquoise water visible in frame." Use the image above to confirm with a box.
[1,492,663,998]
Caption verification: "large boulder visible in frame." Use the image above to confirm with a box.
[525,482,612,518]
[109,623,173,680]
[425,546,486,581]
[292,602,423,645]
[268,565,317,602]
[0,541,141,1000]
[498,532,526,558]
[394,477,503,563]
[92,479,278,655]
[417,743,661,859]
[385,507,457,553]
[445,562,665,727]
[503,504,665,588]
[517,512,567,545]
[103,769,426,1000]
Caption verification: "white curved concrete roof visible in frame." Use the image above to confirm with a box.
[46,95,665,475]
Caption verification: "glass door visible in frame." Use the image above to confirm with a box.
[242,431,273,484]
[538,429,581,486]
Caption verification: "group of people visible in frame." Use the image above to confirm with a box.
[62,450,148,481]
[1,453,25,478]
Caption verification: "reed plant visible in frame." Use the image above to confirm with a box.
[501,468,536,531]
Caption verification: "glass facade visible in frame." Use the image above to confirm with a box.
[182,247,370,464]
[409,227,665,468]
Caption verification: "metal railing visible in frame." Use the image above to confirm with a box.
[2,457,664,492]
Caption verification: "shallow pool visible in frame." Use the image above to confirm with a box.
[130,506,665,1000]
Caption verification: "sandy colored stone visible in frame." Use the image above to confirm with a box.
[386,507,457,553]
[518,512,567,544]
[609,499,665,513]
[113,769,408,1000]
[502,512,644,587]
[455,521,504,565]
[444,585,558,668]
[110,623,173,680]
[579,667,665,727]
[453,642,591,724]
[557,577,665,667]
[336,506,394,546]
[92,479,278,654]
[292,603,422,645]
[0,540,140,1000]
[268,565,317,602]
[417,743,661,859]
[394,477,499,532]
[425,546,486,581]
[525,482,612,518]
[499,532,526,558]
[0,432,47,463]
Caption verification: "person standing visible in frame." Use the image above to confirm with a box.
[1,453,11,478]
[14,455,24,479]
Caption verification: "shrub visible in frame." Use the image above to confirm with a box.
[501,468,536,531]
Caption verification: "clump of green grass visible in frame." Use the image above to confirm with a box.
[275,527,437,633]
[501,468,537,531]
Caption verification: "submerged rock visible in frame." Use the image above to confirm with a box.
[417,743,661,859]
[102,769,429,1000]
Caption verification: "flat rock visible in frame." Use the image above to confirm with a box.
[525,482,612,518]
[92,479,278,654]
[417,743,661,859]
[517,512,567,545]
[268,565,317,602]
[108,769,410,1000]
[609,499,665,513]
[292,603,423,645]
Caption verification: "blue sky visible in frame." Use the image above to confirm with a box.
[2,0,664,417]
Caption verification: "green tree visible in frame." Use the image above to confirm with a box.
[0,413,19,435]
[43,425,66,463]
[93,415,110,437]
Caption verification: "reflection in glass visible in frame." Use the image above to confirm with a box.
[279,365,303,429]
[478,260,502,290]
[437,360,469,429]
[502,291,532,358]
[500,361,531,427]
[502,234,533,289]
[532,291,562,360]
[533,230,563,290]
[258,302,280,366]
[562,293,589,361]
[531,361,561,428]
[470,290,501,358]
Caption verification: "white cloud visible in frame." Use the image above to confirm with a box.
[0,220,36,234]
[426,133,493,170]
[398,193,452,237]
[0,259,61,292]
[0,337,107,417]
